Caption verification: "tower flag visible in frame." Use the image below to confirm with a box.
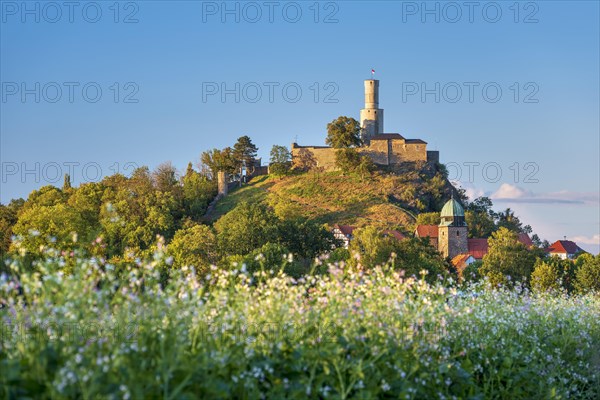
[371,68,375,77]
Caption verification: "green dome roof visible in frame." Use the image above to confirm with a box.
[439,197,467,227]
[440,198,465,218]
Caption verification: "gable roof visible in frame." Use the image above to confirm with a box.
[383,230,407,241]
[467,239,489,259]
[451,253,475,269]
[370,133,405,140]
[546,240,585,255]
[518,233,534,248]
[333,224,355,236]
[405,139,427,144]
[415,225,439,238]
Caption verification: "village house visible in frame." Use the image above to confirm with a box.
[545,240,586,259]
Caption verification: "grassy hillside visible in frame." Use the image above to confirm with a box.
[206,164,454,233]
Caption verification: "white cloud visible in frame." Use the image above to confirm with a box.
[490,183,599,205]
[570,234,600,246]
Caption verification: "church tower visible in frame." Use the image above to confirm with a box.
[438,197,468,259]
[360,79,384,143]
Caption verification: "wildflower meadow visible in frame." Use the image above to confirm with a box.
[1,244,599,399]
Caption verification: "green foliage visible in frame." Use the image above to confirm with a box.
[335,148,375,177]
[269,145,292,177]
[461,260,482,284]
[325,116,362,148]
[0,199,24,259]
[232,135,258,173]
[182,163,217,220]
[416,212,440,226]
[2,249,599,399]
[349,227,448,282]
[574,254,600,294]
[201,147,237,176]
[531,260,561,293]
[214,202,280,256]
[167,223,218,276]
[480,228,537,287]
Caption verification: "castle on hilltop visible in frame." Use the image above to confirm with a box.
[291,79,439,170]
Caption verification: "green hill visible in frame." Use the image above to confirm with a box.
[206,163,455,234]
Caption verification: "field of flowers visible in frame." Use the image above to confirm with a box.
[1,247,599,399]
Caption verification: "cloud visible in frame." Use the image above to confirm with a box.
[490,183,599,205]
[570,234,600,246]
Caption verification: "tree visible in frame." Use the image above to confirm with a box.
[269,145,292,177]
[63,174,72,191]
[531,260,561,293]
[167,223,218,276]
[152,162,180,194]
[201,148,237,177]
[356,155,376,179]
[480,227,537,287]
[276,218,338,260]
[214,202,280,256]
[335,148,361,174]
[0,199,24,259]
[465,197,496,238]
[495,208,524,233]
[349,226,397,267]
[232,135,258,178]
[416,212,440,226]
[182,163,217,220]
[326,116,362,148]
[574,254,600,294]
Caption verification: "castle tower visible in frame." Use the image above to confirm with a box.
[438,197,468,259]
[360,79,384,143]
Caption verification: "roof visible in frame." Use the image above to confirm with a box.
[440,198,465,218]
[518,233,534,248]
[370,133,405,141]
[415,225,439,238]
[546,240,585,255]
[467,239,489,259]
[468,234,536,259]
[333,224,355,236]
[383,230,407,241]
[405,139,427,144]
[451,253,475,269]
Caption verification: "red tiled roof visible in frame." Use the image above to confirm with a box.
[467,238,488,260]
[546,240,584,255]
[415,225,439,238]
[383,230,407,241]
[518,233,534,248]
[451,253,473,269]
[333,224,355,236]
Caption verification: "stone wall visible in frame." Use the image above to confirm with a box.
[438,226,469,259]
[291,144,337,171]
[292,138,430,171]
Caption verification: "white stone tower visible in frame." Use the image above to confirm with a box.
[360,79,384,143]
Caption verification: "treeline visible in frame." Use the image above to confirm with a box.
[0,162,216,261]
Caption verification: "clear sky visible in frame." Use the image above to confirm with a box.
[1,1,599,253]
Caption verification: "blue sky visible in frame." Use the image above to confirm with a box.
[1,1,599,252]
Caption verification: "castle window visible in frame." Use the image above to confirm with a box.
[456,231,460,236]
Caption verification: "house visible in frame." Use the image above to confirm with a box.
[451,253,477,277]
[332,224,355,249]
[545,240,586,260]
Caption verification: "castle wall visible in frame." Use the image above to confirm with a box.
[291,144,338,171]
[389,140,427,163]
[361,140,389,165]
